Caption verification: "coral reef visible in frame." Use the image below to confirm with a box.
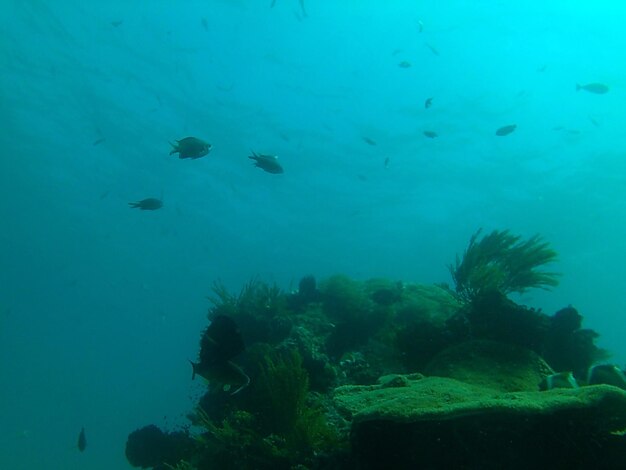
[126,231,625,469]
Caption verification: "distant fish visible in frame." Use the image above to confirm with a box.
[424,97,433,109]
[398,61,411,68]
[588,115,600,127]
[77,427,86,452]
[170,137,211,159]
[384,157,390,168]
[496,124,517,136]
[587,364,626,390]
[201,18,208,31]
[92,137,106,146]
[248,151,284,174]
[539,372,578,391]
[128,198,163,210]
[537,64,547,72]
[362,137,377,146]
[576,83,609,94]
[417,20,424,33]
[425,43,439,56]
[423,130,438,139]
[111,20,123,27]
[299,0,308,17]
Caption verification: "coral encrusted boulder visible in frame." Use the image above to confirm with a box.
[334,374,626,470]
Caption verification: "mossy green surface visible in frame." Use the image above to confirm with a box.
[423,340,554,392]
[393,283,461,325]
[334,374,626,429]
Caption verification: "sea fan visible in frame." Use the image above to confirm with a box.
[449,229,560,303]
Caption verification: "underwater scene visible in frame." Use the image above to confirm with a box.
[2,1,626,469]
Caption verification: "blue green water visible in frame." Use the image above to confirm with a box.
[1,1,626,468]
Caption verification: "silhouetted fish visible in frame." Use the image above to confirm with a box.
[424,97,433,109]
[425,43,439,56]
[576,83,609,94]
[78,427,86,452]
[170,137,211,159]
[423,130,438,139]
[362,137,377,146]
[496,124,517,136]
[128,198,163,211]
[248,152,284,174]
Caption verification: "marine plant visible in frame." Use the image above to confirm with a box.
[207,278,291,345]
[252,348,336,452]
[192,348,340,468]
[449,229,560,303]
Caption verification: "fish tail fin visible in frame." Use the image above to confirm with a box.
[189,360,197,380]
[576,83,581,91]
[169,142,178,155]
[128,202,139,209]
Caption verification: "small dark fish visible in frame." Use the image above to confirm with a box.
[299,0,308,17]
[424,97,433,109]
[417,20,424,33]
[128,198,163,210]
[77,427,86,452]
[384,157,390,168]
[92,137,106,146]
[362,137,377,146]
[425,43,439,56]
[170,137,211,159]
[270,0,276,7]
[496,124,517,136]
[111,20,123,27]
[398,61,411,68]
[589,115,600,127]
[423,130,438,139]
[201,18,208,31]
[576,83,609,94]
[248,151,284,174]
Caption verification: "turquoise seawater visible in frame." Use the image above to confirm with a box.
[1,1,626,468]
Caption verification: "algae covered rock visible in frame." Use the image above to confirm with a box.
[334,375,626,469]
[423,340,554,392]
[393,283,461,325]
